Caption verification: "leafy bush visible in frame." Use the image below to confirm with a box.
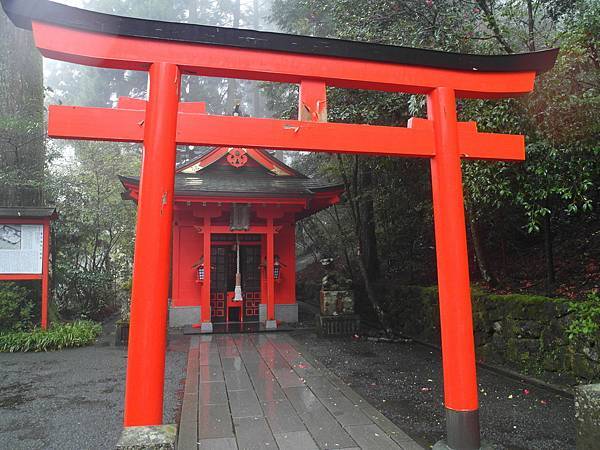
[54,267,117,320]
[567,291,600,341]
[0,282,35,332]
[0,320,102,352]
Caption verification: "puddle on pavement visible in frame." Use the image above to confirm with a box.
[0,382,32,408]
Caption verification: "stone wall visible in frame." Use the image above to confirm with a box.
[382,286,600,385]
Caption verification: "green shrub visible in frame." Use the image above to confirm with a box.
[0,320,102,352]
[0,282,34,331]
[567,291,600,341]
[54,267,117,320]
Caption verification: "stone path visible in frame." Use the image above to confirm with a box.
[177,332,423,450]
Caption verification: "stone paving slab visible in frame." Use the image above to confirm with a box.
[176,332,423,450]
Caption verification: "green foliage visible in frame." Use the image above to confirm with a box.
[54,267,116,320]
[46,140,139,320]
[567,291,600,341]
[270,0,599,295]
[0,282,35,332]
[0,320,102,352]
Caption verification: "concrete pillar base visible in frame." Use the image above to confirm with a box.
[433,440,494,450]
[265,320,278,330]
[116,424,177,449]
[200,322,213,333]
[575,383,600,449]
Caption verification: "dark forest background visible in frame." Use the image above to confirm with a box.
[1,0,598,325]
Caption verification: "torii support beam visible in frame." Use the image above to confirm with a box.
[1,1,557,448]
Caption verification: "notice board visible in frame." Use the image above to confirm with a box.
[0,224,44,274]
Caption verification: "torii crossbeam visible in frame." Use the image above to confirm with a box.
[1,1,557,449]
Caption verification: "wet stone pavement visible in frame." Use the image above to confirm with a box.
[177,333,423,449]
[289,329,576,450]
[0,334,187,450]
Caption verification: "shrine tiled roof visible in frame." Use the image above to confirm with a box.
[120,165,342,198]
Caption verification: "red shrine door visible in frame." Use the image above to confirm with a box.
[210,239,261,323]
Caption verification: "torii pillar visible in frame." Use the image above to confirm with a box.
[124,62,181,426]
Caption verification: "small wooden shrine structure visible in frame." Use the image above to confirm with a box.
[0,207,57,329]
[120,146,342,330]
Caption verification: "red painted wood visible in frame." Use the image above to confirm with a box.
[171,207,296,314]
[25,11,545,438]
[117,96,206,113]
[266,217,275,321]
[0,274,43,280]
[41,220,50,330]
[123,182,317,208]
[274,223,295,305]
[124,62,181,427]
[299,80,327,122]
[428,87,478,412]
[176,146,227,173]
[408,118,524,161]
[201,217,211,323]
[32,21,536,98]
[48,105,524,160]
[245,149,298,176]
[0,217,51,328]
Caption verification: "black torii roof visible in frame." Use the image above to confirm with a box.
[1,0,558,74]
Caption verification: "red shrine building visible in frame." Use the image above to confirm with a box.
[120,146,342,329]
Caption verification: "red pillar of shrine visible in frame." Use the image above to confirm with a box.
[41,220,50,330]
[428,87,480,449]
[265,217,276,328]
[200,217,212,331]
[124,62,181,426]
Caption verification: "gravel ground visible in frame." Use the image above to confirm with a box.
[290,329,575,450]
[0,328,188,450]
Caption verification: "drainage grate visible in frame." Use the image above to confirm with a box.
[317,314,360,335]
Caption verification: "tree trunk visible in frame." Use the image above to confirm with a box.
[526,0,536,51]
[543,212,556,293]
[0,8,45,207]
[358,161,380,281]
[225,0,241,114]
[356,250,393,336]
[336,155,390,334]
[476,0,514,54]
[252,0,262,117]
[465,201,496,286]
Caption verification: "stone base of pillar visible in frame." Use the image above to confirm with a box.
[433,440,493,450]
[265,320,277,330]
[575,384,600,449]
[116,424,177,450]
[200,322,213,333]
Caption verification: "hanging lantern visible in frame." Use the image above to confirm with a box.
[192,256,205,283]
[274,256,281,280]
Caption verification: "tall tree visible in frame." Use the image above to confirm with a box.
[0,8,45,207]
[269,0,599,299]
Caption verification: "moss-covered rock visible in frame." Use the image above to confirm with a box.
[381,285,600,385]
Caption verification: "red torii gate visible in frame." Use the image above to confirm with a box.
[2,1,557,448]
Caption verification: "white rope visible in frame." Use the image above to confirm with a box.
[233,234,243,301]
